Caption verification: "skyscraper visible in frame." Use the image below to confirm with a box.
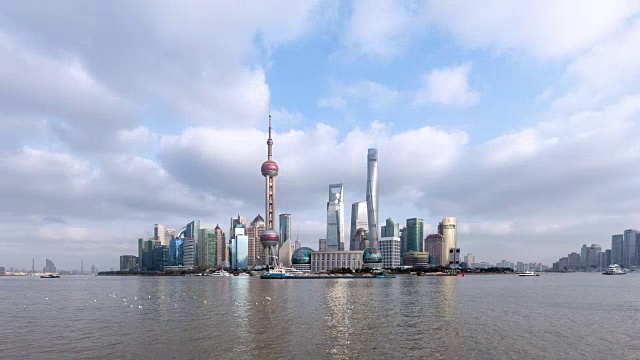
[248,215,266,268]
[279,214,292,247]
[154,224,172,246]
[612,234,624,266]
[214,225,226,267]
[439,217,457,265]
[381,218,400,237]
[350,201,368,251]
[424,233,445,266]
[260,108,280,267]
[580,244,588,269]
[406,218,424,253]
[326,184,344,251]
[623,229,638,268]
[366,149,379,249]
[43,259,56,273]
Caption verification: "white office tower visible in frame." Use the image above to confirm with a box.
[438,217,457,265]
[366,149,379,249]
[379,237,401,268]
[326,184,345,251]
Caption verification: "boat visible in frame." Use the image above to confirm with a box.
[40,274,60,278]
[518,271,540,277]
[260,264,396,279]
[210,270,231,277]
[602,264,626,275]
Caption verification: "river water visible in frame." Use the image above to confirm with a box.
[2,273,639,359]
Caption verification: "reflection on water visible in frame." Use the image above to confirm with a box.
[3,274,640,359]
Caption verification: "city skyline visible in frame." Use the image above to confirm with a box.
[4,2,640,270]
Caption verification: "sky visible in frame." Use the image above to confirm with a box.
[3,1,640,270]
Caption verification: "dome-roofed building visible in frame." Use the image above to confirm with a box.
[252,214,265,224]
[291,247,313,272]
[363,248,383,269]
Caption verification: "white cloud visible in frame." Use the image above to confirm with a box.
[319,80,400,109]
[426,0,640,59]
[342,0,423,59]
[413,64,480,106]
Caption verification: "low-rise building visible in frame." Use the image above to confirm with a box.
[403,251,430,267]
[311,250,363,273]
[119,255,138,271]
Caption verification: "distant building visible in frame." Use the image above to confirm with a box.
[580,244,588,269]
[611,234,624,266]
[399,226,407,262]
[366,149,379,249]
[154,224,172,246]
[464,253,475,267]
[319,239,327,251]
[248,215,266,268]
[363,248,384,269]
[605,249,612,267]
[439,217,457,265]
[351,228,368,251]
[381,218,400,237]
[295,239,302,251]
[379,237,401,268]
[311,250,363,273]
[623,229,638,268]
[214,225,226,267]
[350,201,368,251]
[170,239,184,266]
[91,264,96,274]
[326,184,345,251]
[406,218,424,253]
[291,247,313,272]
[279,237,294,267]
[231,227,249,271]
[0,266,4,275]
[43,258,57,273]
[183,238,196,268]
[587,244,601,269]
[279,213,292,247]
[425,234,445,266]
[120,255,138,271]
[449,248,461,267]
[402,252,430,267]
[568,252,580,271]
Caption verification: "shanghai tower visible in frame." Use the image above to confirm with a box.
[366,149,379,249]
[260,108,280,267]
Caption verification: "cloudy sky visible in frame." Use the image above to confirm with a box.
[3,1,640,270]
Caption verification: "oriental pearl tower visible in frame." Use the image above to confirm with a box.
[260,107,280,268]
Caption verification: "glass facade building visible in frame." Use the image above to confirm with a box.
[350,201,368,251]
[366,149,379,249]
[170,239,184,266]
[279,213,291,247]
[326,184,344,251]
[406,218,424,253]
[611,234,624,266]
[232,234,249,271]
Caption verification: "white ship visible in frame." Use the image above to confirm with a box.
[602,264,626,275]
[518,271,539,277]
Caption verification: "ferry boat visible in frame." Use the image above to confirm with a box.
[518,271,540,277]
[40,274,60,278]
[210,270,231,277]
[602,264,626,275]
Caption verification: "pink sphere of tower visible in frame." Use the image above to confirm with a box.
[260,229,280,248]
[261,160,279,177]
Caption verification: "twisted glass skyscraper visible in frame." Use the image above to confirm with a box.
[366,149,379,249]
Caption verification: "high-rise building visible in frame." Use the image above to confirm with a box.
[248,215,266,268]
[279,237,294,267]
[406,218,424,253]
[215,225,226,266]
[295,239,301,250]
[366,149,379,249]
[449,248,461,267]
[399,226,407,263]
[319,239,327,251]
[623,229,637,268]
[178,220,201,267]
[568,252,580,271]
[351,228,368,251]
[381,218,400,238]
[260,110,280,267]
[169,238,184,266]
[154,224,172,246]
[120,255,138,271]
[279,213,291,247]
[464,253,475,267]
[326,184,344,251]
[586,244,601,269]
[379,237,401,268]
[580,244,588,269]
[198,227,217,269]
[350,201,368,251]
[230,216,247,242]
[611,234,624,266]
[231,227,249,271]
[183,238,196,268]
[43,259,56,273]
[424,233,445,266]
[139,238,155,271]
[439,217,457,265]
